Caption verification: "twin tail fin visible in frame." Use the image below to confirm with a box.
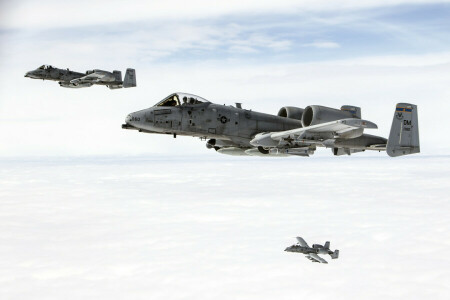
[387,103,420,157]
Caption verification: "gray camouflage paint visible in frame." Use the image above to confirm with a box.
[123,93,419,157]
[25,65,136,89]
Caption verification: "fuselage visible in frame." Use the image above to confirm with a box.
[284,245,317,254]
[25,65,84,82]
[284,244,331,255]
[124,93,302,147]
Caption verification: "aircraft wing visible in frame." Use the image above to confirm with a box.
[271,118,378,141]
[307,253,328,264]
[296,237,309,247]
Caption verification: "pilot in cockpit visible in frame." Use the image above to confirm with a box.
[38,65,53,70]
[182,97,199,105]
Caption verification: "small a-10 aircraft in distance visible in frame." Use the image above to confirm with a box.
[25,65,136,89]
[123,92,420,157]
[285,237,339,264]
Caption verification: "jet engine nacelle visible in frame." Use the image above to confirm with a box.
[86,69,116,82]
[277,106,304,120]
[301,105,361,127]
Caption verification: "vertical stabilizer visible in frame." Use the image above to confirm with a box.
[113,70,122,82]
[331,250,339,259]
[123,68,136,88]
[324,241,330,249]
[387,103,420,157]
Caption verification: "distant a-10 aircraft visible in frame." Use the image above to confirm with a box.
[25,65,136,89]
[285,237,339,264]
[123,92,420,157]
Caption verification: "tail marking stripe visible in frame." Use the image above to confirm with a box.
[396,107,412,113]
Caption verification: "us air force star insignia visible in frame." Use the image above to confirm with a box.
[396,112,404,120]
[220,116,228,124]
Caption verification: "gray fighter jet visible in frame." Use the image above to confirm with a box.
[285,237,339,264]
[25,65,136,89]
[123,92,419,157]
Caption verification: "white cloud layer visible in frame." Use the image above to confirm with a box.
[1,156,449,299]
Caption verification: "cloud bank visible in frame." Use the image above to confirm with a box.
[1,156,449,299]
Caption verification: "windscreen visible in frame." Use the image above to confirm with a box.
[156,94,180,107]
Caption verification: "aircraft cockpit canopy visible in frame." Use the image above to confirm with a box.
[155,93,210,107]
[38,65,54,70]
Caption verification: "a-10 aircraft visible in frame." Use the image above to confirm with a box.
[25,65,136,89]
[123,92,420,157]
[285,237,339,264]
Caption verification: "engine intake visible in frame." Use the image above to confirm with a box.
[277,106,304,120]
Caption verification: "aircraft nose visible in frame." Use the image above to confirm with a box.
[122,113,137,130]
[25,71,38,78]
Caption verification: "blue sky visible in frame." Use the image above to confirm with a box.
[2,4,450,63]
[2,2,450,65]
